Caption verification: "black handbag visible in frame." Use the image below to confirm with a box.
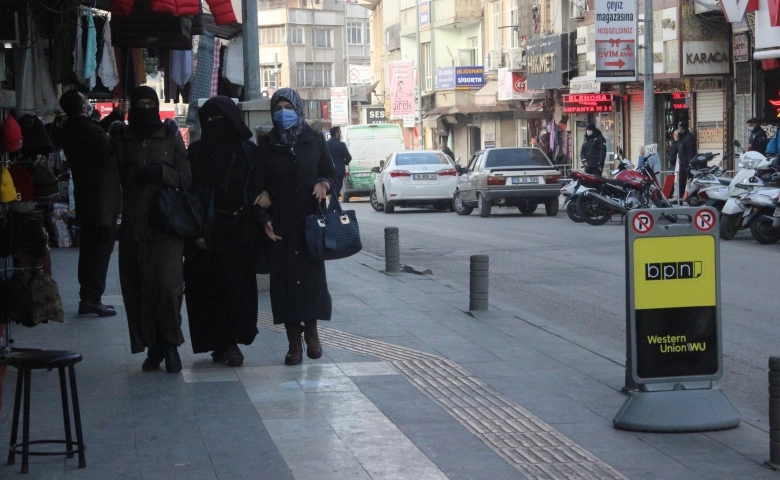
[304,180,362,261]
[149,168,203,238]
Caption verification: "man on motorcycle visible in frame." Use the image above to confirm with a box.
[747,117,768,155]
[677,121,697,200]
[581,122,607,175]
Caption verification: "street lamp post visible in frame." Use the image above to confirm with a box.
[415,0,423,148]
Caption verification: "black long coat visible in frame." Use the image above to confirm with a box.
[258,124,336,325]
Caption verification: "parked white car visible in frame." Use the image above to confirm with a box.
[370,150,459,213]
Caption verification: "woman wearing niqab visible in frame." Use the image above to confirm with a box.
[114,86,191,374]
[259,88,336,366]
[184,96,264,366]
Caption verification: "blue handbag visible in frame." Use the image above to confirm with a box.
[304,180,362,261]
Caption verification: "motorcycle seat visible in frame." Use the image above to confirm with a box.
[718,178,731,186]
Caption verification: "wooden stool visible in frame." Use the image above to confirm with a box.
[5,350,86,474]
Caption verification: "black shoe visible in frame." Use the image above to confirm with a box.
[226,345,244,367]
[164,345,182,373]
[142,346,165,372]
[78,301,117,317]
[211,350,228,363]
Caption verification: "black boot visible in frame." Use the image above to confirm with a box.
[142,346,165,372]
[226,345,244,367]
[304,321,323,360]
[211,349,228,363]
[284,324,303,366]
[164,344,182,373]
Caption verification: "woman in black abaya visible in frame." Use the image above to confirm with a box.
[184,96,266,366]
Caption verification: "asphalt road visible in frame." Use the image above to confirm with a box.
[347,198,780,428]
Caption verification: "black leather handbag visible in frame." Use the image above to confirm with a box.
[304,180,362,261]
[149,169,203,238]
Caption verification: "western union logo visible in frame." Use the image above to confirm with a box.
[645,262,703,281]
[646,335,707,353]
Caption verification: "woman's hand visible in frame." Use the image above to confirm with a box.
[254,191,271,208]
[265,221,282,241]
[194,238,207,250]
[313,181,330,202]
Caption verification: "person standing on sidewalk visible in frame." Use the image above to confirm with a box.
[580,122,607,175]
[325,126,351,199]
[259,88,336,366]
[747,117,768,155]
[184,96,267,367]
[676,121,697,200]
[112,86,191,374]
[59,90,120,317]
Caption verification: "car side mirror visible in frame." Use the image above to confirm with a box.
[456,165,465,175]
[733,140,741,148]
[379,160,385,169]
[370,167,380,174]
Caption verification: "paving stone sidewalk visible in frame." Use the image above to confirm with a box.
[0,247,775,479]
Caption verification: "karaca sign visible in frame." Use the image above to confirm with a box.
[682,41,730,75]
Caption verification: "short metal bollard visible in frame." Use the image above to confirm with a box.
[469,255,489,311]
[384,227,400,273]
[769,357,780,469]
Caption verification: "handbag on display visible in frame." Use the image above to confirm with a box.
[148,164,204,238]
[304,179,362,261]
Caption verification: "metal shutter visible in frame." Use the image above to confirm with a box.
[500,113,517,147]
[695,91,724,160]
[629,94,644,162]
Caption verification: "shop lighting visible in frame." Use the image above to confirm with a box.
[3,43,11,49]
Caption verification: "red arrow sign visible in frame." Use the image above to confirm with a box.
[605,59,626,68]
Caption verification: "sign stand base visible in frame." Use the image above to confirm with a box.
[613,387,740,432]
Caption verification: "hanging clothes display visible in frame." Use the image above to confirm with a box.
[98,20,119,91]
[74,13,85,83]
[187,33,215,124]
[171,50,192,88]
[84,9,98,89]
[111,0,237,25]
[210,37,220,97]
[17,25,59,115]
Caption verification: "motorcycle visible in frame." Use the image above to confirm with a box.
[684,152,729,207]
[576,157,673,226]
[564,156,634,224]
[737,185,780,244]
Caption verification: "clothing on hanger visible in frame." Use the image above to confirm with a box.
[98,20,119,90]
[84,9,98,86]
[73,11,85,82]
[171,50,192,88]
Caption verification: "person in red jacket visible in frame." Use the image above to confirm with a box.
[112,0,237,25]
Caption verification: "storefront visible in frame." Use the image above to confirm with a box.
[692,78,727,159]
[565,78,625,168]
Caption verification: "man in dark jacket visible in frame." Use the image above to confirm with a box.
[439,143,455,162]
[326,126,352,198]
[676,121,697,200]
[580,123,607,175]
[747,117,768,155]
[60,90,121,317]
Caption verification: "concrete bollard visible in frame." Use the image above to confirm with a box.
[384,227,400,273]
[469,255,489,311]
[769,357,780,469]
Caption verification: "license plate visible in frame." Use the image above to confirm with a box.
[511,177,539,184]
[352,173,371,178]
[774,207,780,217]
[413,173,438,180]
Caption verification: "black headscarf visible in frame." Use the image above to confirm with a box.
[270,88,306,146]
[127,86,163,139]
[196,96,253,186]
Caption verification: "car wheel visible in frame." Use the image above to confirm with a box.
[566,200,584,223]
[453,191,473,216]
[383,190,395,214]
[478,194,492,218]
[720,213,739,240]
[518,201,537,215]
[545,199,560,216]
[369,189,382,212]
[749,218,780,244]
[576,194,611,226]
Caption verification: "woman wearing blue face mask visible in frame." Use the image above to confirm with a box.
[258,88,337,366]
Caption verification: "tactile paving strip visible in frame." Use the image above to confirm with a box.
[257,312,626,480]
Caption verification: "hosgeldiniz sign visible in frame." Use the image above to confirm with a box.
[625,207,721,383]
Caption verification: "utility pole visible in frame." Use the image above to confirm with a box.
[415,0,423,148]
[241,0,260,100]
[643,0,654,147]
[344,0,352,125]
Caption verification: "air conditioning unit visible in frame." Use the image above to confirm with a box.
[571,0,587,21]
[485,50,501,72]
[508,47,526,72]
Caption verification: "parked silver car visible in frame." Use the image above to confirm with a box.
[452,147,562,218]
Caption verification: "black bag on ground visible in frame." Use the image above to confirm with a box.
[149,167,203,238]
[304,180,361,261]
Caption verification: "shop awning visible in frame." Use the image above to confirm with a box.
[475,81,498,106]
[425,103,515,116]
[423,114,441,128]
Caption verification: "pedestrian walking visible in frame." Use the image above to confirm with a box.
[325,125,351,198]
[258,88,336,366]
[439,143,455,162]
[112,86,191,374]
[580,122,606,175]
[184,96,267,367]
[59,90,121,317]
[747,117,768,155]
[676,121,697,200]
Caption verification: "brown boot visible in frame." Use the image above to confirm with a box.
[304,321,323,359]
[284,323,303,366]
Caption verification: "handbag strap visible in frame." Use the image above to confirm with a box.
[159,160,188,191]
[316,178,340,217]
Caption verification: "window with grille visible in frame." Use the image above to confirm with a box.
[347,22,363,45]
[288,27,303,45]
[260,27,286,45]
[313,29,332,48]
[736,62,751,95]
[296,63,333,87]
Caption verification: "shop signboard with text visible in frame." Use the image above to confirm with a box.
[525,33,576,90]
[330,87,349,126]
[682,41,730,76]
[497,68,526,100]
[562,94,614,114]
[595,0,637,81]
[434,66,485,90]
[389,61,415,119]
[365,107,387,124]
[419,1,430,26]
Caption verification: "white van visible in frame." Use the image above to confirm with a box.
[342,124,405,202]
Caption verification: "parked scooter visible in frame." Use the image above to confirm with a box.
[720,142,777,239]
[737,186,780,244]
[684,152,729,207]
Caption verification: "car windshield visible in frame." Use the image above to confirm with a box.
[395,153,450,166]
[484,149,552,168]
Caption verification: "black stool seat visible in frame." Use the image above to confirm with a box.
[6,351,82,369]
[6,349,86,474]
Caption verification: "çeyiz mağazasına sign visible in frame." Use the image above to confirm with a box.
[562,94,614,114]
[594,0,637,82]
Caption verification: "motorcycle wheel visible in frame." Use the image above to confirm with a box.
[576,194,611,226]
[749,220,780,244]
[566,201,584,223]
[720,213,740,240]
